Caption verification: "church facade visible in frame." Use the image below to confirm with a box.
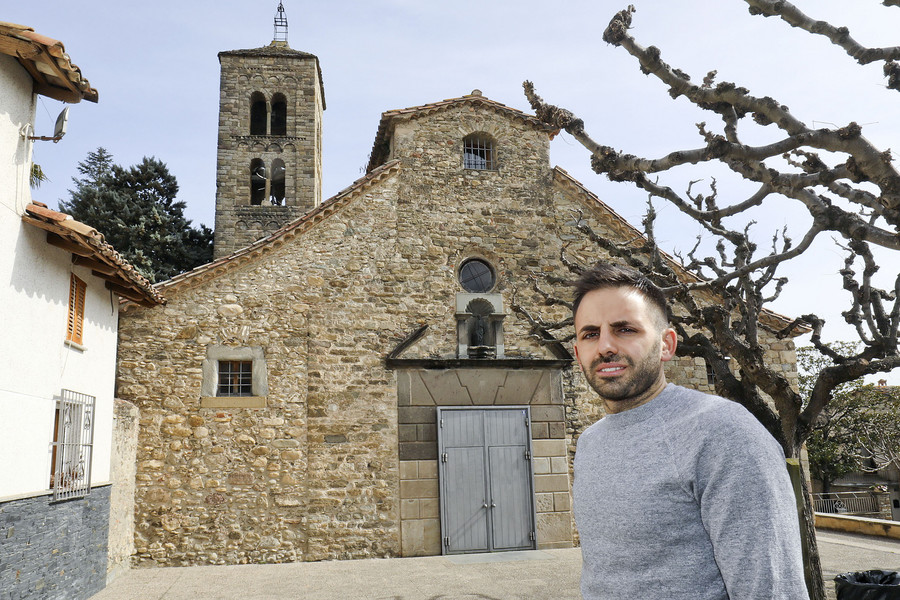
[115,32,802,566]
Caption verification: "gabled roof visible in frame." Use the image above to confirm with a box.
[218,43,325,110]
[22,203,164,306]
[551,167,809,337]
[366,91,559,173]
[0,22,97,103]
[136,159,402,303]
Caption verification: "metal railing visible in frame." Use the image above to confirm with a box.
[812,491,880,516]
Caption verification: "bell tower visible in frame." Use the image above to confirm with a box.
[213,1,325,258]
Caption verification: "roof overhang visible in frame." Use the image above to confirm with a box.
[22,203,164,306]
[0,21,98,103]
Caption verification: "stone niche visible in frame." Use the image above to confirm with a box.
[396,367,573,557]
[455,293,505,359]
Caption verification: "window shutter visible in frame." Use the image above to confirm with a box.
[67,274,86,345]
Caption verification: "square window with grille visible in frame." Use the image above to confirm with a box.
[706,362,717,386]
[218,360,254,396]
[50,389,95,501]
[463,136,494,170]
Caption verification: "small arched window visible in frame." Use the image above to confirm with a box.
[463,134,495,170]
[270,159,286,205]
[250,92,267,135]
[250,159,266,205]
[271,93,287,136]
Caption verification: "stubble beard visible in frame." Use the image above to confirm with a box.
[585,350,662,403]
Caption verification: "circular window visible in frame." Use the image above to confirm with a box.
[459,258,495,293]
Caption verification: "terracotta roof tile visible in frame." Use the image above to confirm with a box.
[0,21,98,103]
[22,202,164,306]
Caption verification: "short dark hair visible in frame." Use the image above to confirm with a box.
[572,262,669,326]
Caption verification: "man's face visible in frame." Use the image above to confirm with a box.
[573,287,676,413]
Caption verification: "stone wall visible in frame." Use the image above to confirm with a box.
[119,176,405,566]
[214,48,324,258]
[117,97,802,566]
[0,486,110,600]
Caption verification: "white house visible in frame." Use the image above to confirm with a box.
[0,21,163,599]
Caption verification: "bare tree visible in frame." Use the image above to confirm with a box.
[519,3,900,598]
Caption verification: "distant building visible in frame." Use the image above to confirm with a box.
[116,10,803,566]
[0,21,162,599]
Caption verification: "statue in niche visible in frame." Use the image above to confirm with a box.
[465,298,496,359]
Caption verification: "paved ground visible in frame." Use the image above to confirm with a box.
[90,531,900,600]
[817,530,900,600]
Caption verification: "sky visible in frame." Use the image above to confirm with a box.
[7,1,900,382]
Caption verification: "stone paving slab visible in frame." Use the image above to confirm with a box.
[90,548,583,600]
[90,532,900,600]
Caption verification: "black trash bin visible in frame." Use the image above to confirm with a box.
[835,570,900,600]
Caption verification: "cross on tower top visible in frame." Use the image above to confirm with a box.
[273,1,288,46]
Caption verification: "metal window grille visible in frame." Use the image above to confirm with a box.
[51,389,95,501]
[463,137,494,170]
[706,362,716,386]
[459,259,495,293]
[218,360,253,396]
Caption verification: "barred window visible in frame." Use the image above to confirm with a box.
[463,134,495,170]
[706,362,717,386]
[66,274,86,345]
[201,346,268,407]
[706,357,730,386]
[218,360,253,396]
[50,389,95,501]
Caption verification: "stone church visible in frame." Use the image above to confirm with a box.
[115,8,802,566]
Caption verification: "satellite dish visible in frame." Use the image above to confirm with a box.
[27,106,70,143]
[52,107,69,142]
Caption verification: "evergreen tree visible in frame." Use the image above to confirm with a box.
[60,148,213,282]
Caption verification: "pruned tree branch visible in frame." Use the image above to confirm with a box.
[745,0,900,91]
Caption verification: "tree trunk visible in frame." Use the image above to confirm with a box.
[788,459,827,600]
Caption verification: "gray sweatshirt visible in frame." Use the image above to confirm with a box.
[573,384,808,599]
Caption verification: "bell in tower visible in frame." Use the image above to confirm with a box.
[212,2,326,258]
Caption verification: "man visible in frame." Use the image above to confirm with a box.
[571,262,808,600]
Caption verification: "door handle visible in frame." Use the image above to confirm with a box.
[491,502,496,508]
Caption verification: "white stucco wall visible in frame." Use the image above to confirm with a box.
[0,55,116,499]
[0,54,34,216]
